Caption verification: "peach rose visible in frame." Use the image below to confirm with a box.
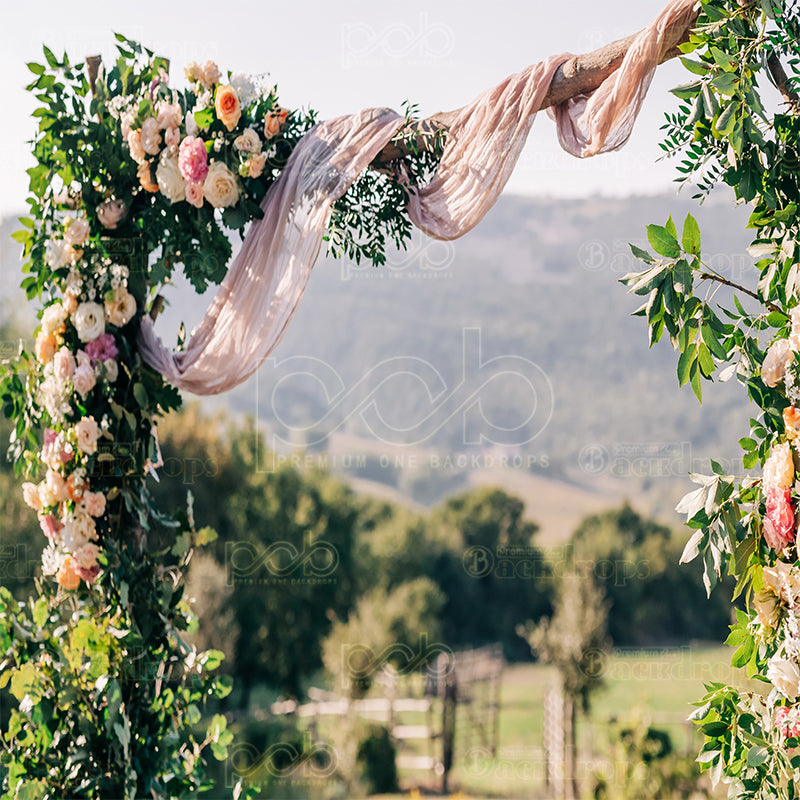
[137,162,159,193]
[199,60,221,90]
[215,85,242,132]
[41,303,68,336]
[46,469,68,503]
[263,108,289,139]
[234,128,261,153]
[786,408,800,442]
[127,129,147,164]
[36,331,58,364]
[75,416,99,456]
[22,482,42,511]
[66,471,86,502]
[57,555,81,590]
[248,152,268,179]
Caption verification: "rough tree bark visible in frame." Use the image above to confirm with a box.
[374,9,700,166]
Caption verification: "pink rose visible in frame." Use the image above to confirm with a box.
[75,417,99,456]
[157,101,182,131]
[178,137,209,184]
[82,491,106,518]
[53,347,76,381]
[39,514,63,541]
[140,117,162,156]
[73,363,96,399]
[74,542,100,571]
[185,181,204,208]
[164,125,181,149]
[248,152,268,179]
[96,198,128,230]
[75,562,100,584]
[764,486,796,551]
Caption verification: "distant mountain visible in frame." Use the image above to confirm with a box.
[0,191,757,534]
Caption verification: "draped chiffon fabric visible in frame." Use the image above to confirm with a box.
[137,0,699,395]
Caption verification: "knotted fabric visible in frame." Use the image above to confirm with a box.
[138,0,699,394]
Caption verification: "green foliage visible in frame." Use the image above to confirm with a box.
[355,726,398,794]
[627,0,800,794]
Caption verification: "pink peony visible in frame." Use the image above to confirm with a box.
[178,137,209,184]
[764,486,796,551]
[85,333,118,363]
[39,514,63,541]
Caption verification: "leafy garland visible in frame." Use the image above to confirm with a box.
[0,35,441,798]
[623,0,800,795]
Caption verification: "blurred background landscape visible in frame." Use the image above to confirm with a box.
[0,189,759,798]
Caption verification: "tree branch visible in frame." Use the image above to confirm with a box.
[375,10,699,166]
[767,53,800,115]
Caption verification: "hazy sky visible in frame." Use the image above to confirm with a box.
[1,0,689,218]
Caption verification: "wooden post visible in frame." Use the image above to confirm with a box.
[441,671,457,794]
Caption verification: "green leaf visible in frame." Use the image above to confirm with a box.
[681,214,701,255]
[647,224,681,258]
[132,382,148,409]
[680,57,709,76]
[677,348,694,387]
[629,243,655,265]
[673,259,693,294]
[746,746,768,767]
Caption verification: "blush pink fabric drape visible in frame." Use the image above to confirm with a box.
[137,0,699,395]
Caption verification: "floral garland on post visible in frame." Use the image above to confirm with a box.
[0,36,437,798]
[621,0,800,795]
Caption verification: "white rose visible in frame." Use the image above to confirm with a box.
[203,161,239,208]
[62,509,97,551]
[233,128,261,154]
[72,302,105,343]
[105,288,137,328]
[768,657,800,699]
[65,217,90,247]
[230,72,257,106]
[45,238,69,270]
[74,416,99,456]
[156,152,186,203]
[185,109,199,137]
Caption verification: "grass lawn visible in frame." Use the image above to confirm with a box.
[377,644,753,799]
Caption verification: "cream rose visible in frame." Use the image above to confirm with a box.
[73,363,96,399]
[199,60,221,90]
[156,153,186,203]
[103,359,119,383]
[140,117,162,156]
[75,416,99,456]
[42,303,68,336]
[105,288,137,328]
[234,128,261,154]
[64,217,90,247]
[203,161,239,208]
[764,442,796,490]
[72,302,105,343]
[763,339,794,388]
[768,656,800,699]
[61,509,97,551]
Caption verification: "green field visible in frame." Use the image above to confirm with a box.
[372,645,750,799]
